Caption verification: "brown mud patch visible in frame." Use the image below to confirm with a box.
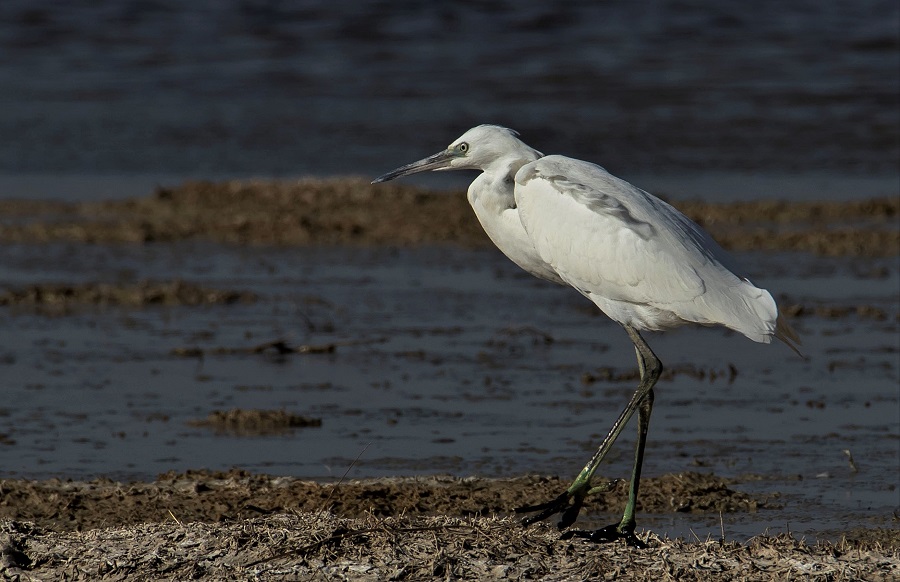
[187,409,323,436]
[170,337,383,358]
[0,178,896,256]
[0,280,256,312]
[0,179,484,247]
[581,363,740,385]
[781,302,895,321]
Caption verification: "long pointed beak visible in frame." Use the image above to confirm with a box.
[371,149,455,183]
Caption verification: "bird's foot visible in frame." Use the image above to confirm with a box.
[560,523,648,548]
[515,490,583,529]
[515,479,620,530]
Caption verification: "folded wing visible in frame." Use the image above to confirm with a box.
[514,155,780,343]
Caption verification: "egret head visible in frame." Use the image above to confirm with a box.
[372,125,541,183]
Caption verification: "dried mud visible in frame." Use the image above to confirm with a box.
[0,280,256,313]
[3,515,898,582]
[187,410,323,436]
[0,179,896,256]
[2,471,897,581]
[0,282,892,325]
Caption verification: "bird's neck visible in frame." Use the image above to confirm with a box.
[467,162,518,213]
[467,150,541,214]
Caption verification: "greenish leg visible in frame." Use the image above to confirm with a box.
[517,325,662,545]
[618,386,654,533]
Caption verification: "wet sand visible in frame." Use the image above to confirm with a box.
[1,179,898,580]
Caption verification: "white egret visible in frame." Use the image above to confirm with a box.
[372,125,800,546]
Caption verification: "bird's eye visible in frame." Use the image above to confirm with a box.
[457,142,469,153]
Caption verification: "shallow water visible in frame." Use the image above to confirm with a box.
[1,243,896,540]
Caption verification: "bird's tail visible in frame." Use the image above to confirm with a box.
[775,311,803,357]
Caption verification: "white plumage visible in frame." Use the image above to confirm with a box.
[373,124,799,545]
[515,155,781,343]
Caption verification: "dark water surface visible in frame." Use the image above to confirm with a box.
[1,0,898,195]
[1,243,897,540]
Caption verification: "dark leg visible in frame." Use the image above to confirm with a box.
[517,326,661,546]
[563,387,654,547]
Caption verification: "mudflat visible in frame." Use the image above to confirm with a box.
[0,178,896,254]
[1,179,897,580]
[1,471,897,580]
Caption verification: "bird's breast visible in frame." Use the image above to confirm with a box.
[467,189,564,285]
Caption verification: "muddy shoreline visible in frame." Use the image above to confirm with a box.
[1,178,897,580]
[0,179,897,255]
[3,513,896,582]
[0,470,778,533]
[1,471,897,581]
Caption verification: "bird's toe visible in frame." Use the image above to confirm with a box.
[515,489,588,530]
[515,491,572,527]
[560,523,648,548]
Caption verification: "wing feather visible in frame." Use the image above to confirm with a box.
[515,155,778,340]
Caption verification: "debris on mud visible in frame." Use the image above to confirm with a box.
[0,471,894,580]
[581,363,740,384]
[187,409,323,436]
[0,280,256,312]
[0,471,775,534]
[781,302,893,321]
[170,337,386,359]
[1,513,897,581]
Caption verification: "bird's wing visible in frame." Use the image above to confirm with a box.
[514,155,748,313]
